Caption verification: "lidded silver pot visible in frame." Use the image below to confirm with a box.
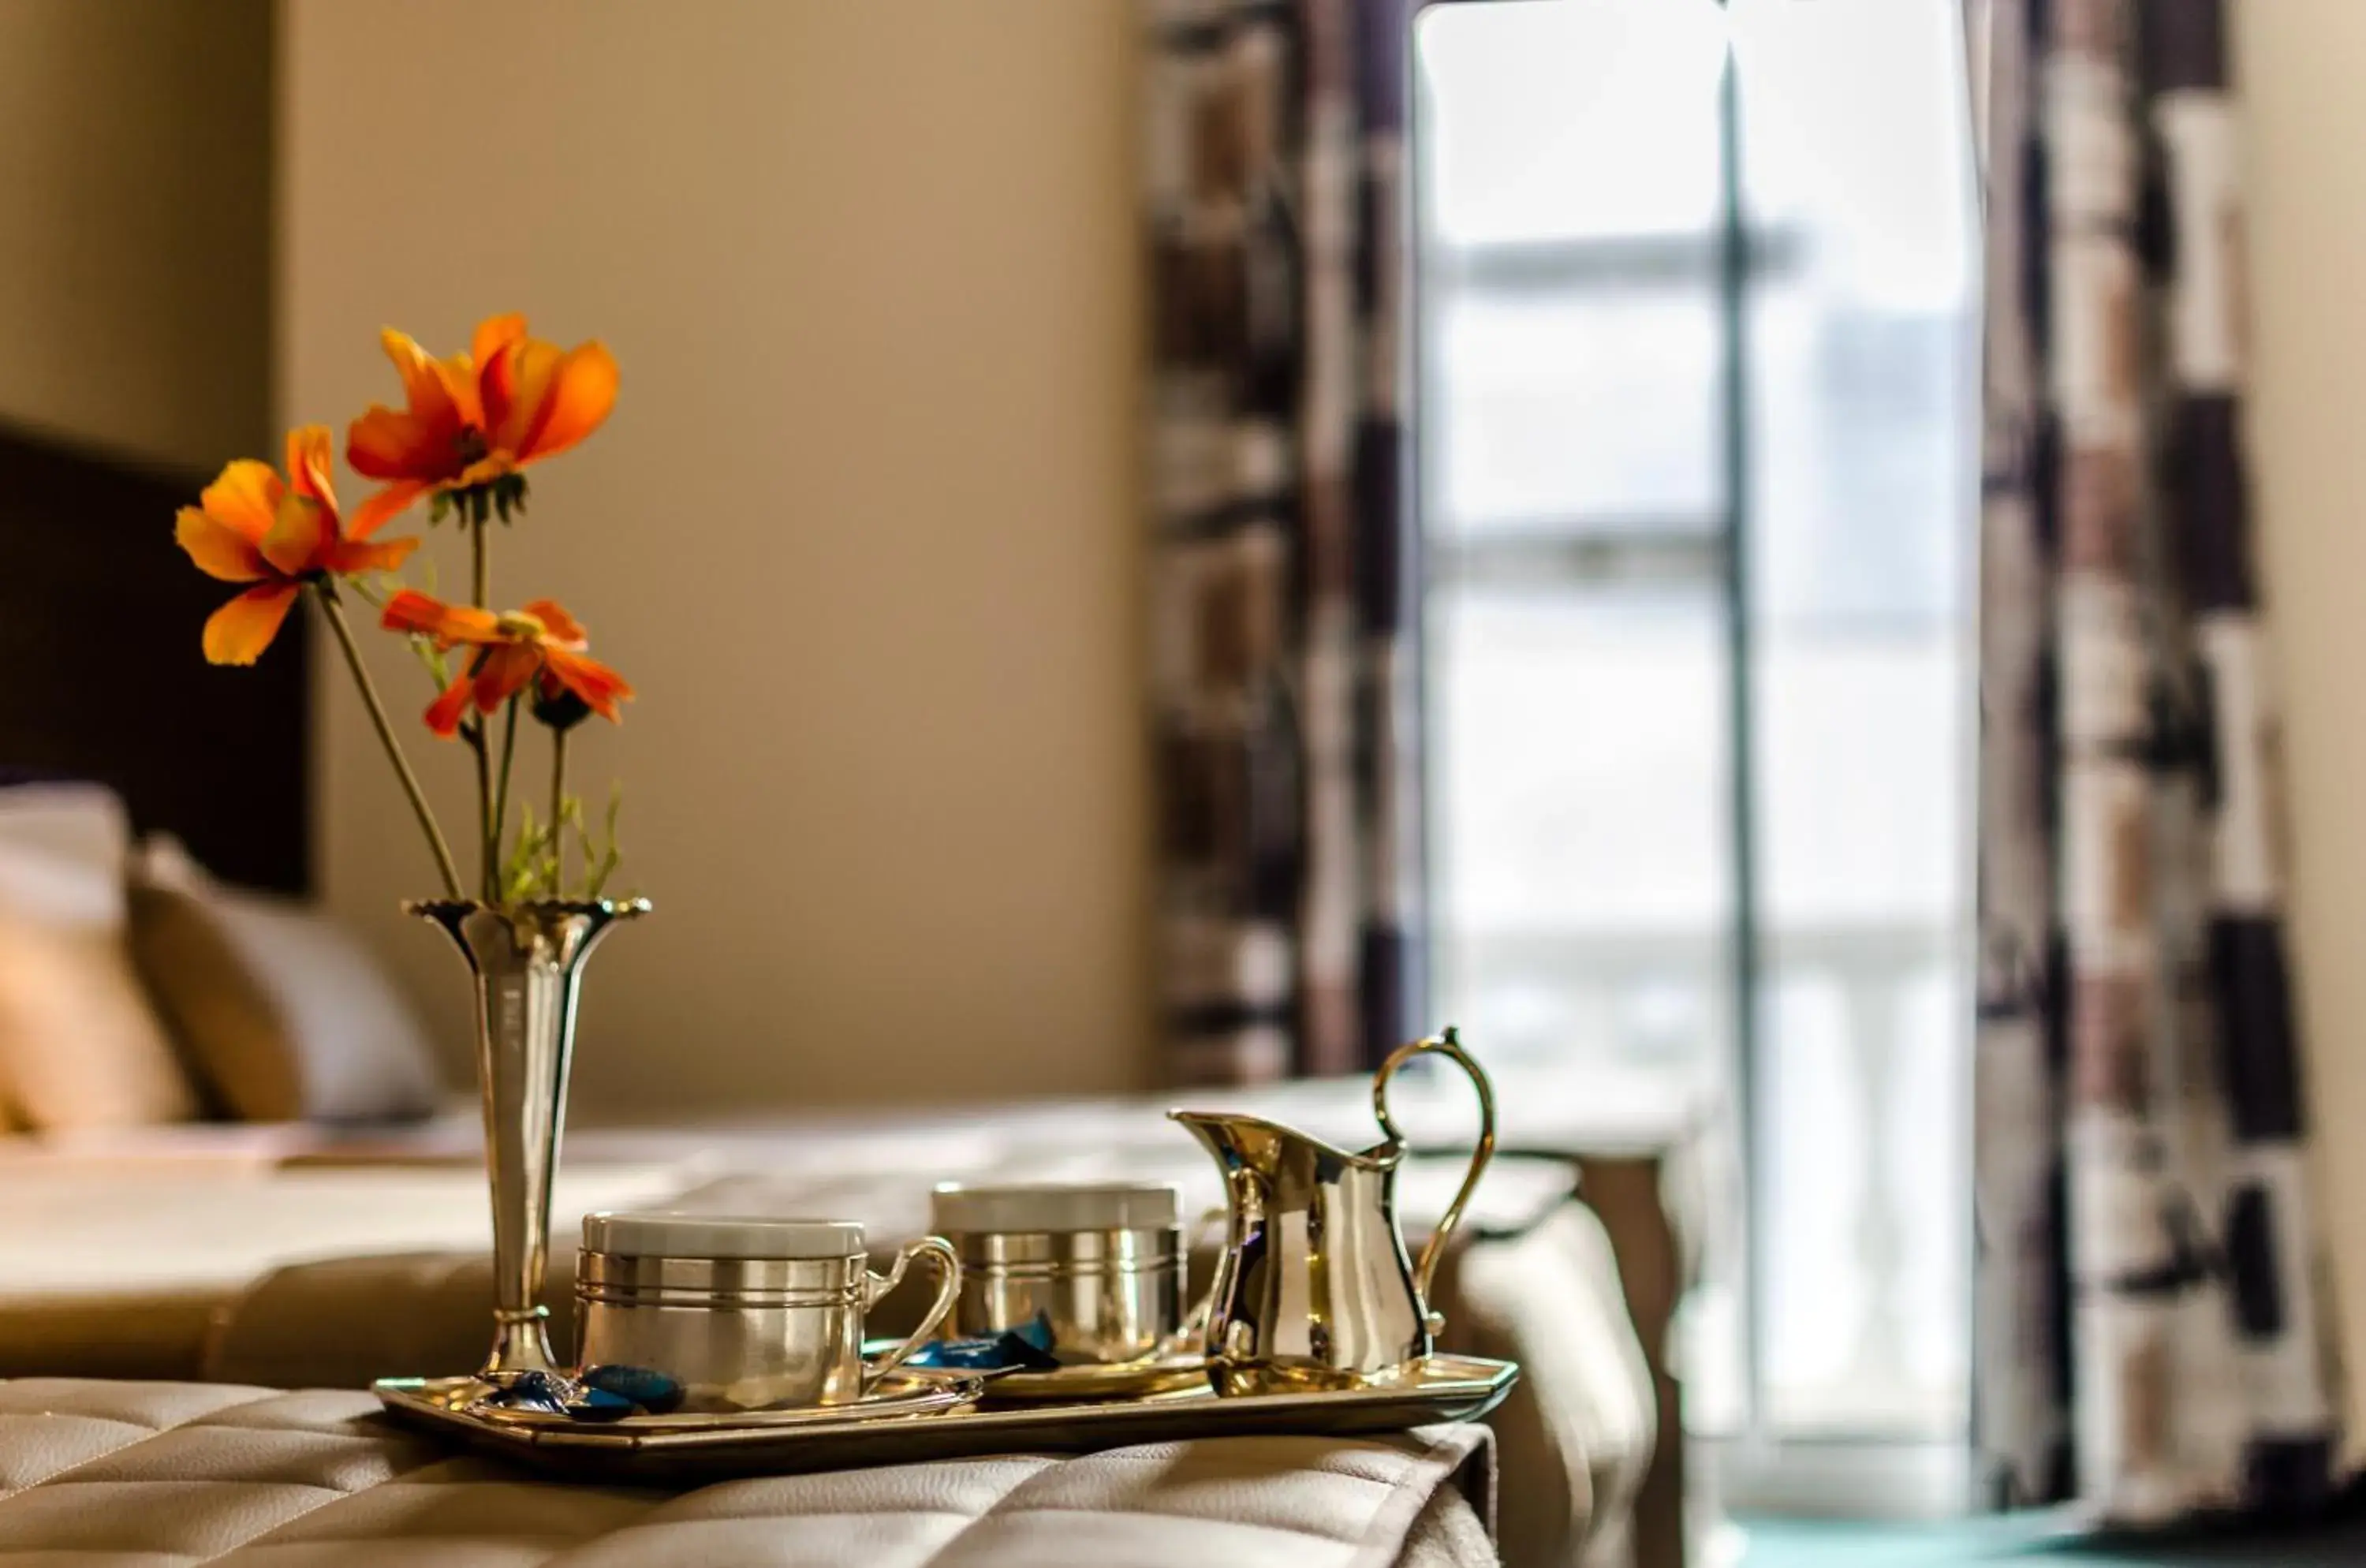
[575,1212,958,1412]
[930,1182,1187,1365]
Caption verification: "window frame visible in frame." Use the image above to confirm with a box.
[1405,0,1984,1511]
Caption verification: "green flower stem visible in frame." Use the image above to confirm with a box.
[550,727,569,898]
[462,721,491,901]
[471,507,491,606]
[470,521,493,898]
[313,583,463,899]
[491,696,521,873]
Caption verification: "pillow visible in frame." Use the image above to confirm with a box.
[0,784,200,1128]
[127,838,443,1124]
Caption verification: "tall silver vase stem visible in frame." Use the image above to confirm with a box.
[410,898,649,1383]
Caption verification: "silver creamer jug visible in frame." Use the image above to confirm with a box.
[1170,1029,1496,1394]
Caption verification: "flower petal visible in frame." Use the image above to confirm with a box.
[350,328,472,480]
[380,588,446,635]
[349,479,429,539]
[543,646,633,722]
[176,506,267,583]
[473,313,529,431]
[259,495,336,577]
[516,341,618,463]
[472,312,528,369]
[424,674,475,738]
[348,405,455,483]
[382,589,502,647]
[199,459,284,542]
[521,598,588,645]
[489,337,562,455]
[284,425,338,510]
[437,351,483,429]
[323,535,420,576]
[202,583,300,666]
[382,327,476,427]
[471,641,541,711]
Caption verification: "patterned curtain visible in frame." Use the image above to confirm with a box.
[1974,0,2344,1524]
[1143,0,1424,1085]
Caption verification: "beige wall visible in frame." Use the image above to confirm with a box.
[2234,0,2366,1458]
[0,0,271,469]
[280,0,1152,1114]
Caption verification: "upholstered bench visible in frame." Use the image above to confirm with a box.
[0,1379,1498,1567]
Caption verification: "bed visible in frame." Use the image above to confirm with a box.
[0,1064,1709,1568]
[0,566,1711,1566]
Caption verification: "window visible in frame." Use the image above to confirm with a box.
[1415,0,1980,1468]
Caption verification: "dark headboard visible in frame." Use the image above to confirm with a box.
[0,422,308,892]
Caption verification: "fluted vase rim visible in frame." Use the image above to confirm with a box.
[401,896,654,920]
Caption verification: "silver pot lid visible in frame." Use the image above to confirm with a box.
[582,1211,865,1260]
[929,1182,1181,1234]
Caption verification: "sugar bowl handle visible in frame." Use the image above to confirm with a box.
[860,1235,961,1391]
[1372,1026,1498,1330]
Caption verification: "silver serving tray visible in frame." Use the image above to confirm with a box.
[373,1354,1520,1480]
[976,1353,1209,1403]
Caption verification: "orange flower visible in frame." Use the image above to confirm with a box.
[346,313,619,533]
[381,589,633,737]
[175,427,421,665]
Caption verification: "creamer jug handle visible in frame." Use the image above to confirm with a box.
[1372,1027,1498,1327]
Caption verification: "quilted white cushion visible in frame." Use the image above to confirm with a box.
[0,1379,1497,1567]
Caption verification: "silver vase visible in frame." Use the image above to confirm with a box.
[409,897,650,1385]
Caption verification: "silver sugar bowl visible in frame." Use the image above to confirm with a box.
[931,1182,1185,1365]
[575,1213,957,1412]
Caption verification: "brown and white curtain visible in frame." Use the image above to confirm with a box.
[1143,0,1426,1085]
[1975,0,2344,1524]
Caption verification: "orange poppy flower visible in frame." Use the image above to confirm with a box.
[346,313,619,534]
[380,589,633,737]
[176,427,421,665]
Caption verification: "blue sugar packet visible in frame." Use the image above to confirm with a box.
[483,1369,574,1415]
[483,1368,650,1422]
[580,1364,686,1414]
[900,1312,1061,1372]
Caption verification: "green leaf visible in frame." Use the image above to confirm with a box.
[403,633,450,689]
[488,472,529,528]
[498,804,562,904]
[582,785,625,898]
[487,778,629,904]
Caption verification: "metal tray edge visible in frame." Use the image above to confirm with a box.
[372,1355,1521,1477]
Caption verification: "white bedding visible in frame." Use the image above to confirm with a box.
[0,1163,687,1301]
